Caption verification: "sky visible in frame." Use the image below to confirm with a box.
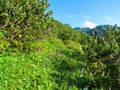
[48,0,120,28]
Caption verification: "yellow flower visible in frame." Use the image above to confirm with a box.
[18,34,22,38]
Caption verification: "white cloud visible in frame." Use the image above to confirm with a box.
[82,21,96,28]
[106,16,112,21]
[83,16,91,19]
[68,14,91,19]
[68,14,82,18]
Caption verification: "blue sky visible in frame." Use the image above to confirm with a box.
[48,0,120,28]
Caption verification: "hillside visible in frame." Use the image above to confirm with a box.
[0,0,120,90]
[74,25,119,36]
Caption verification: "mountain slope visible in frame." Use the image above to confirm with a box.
[74,25,116,36]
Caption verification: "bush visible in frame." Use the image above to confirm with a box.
[0,0,56,52]
[0,31,10,52]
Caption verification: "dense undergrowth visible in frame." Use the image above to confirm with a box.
[0,39,89,90]
[0,37,119,90]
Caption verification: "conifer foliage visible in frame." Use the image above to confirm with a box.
[0,0,56,51]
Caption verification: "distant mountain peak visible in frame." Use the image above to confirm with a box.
[73,24,117,36]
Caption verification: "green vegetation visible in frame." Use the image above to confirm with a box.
[0,0,120,90]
